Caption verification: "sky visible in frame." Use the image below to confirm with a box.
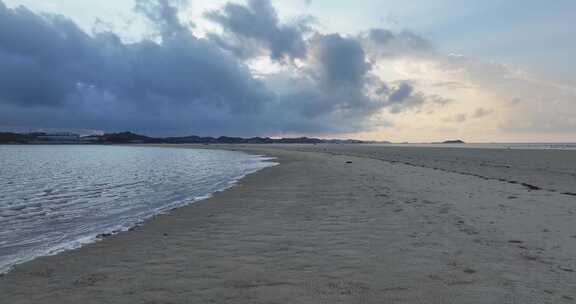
[1,0,575,142]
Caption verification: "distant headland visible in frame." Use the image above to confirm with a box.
[434,140,466,144]
[0,131,388,145]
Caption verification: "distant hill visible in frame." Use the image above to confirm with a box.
[111,133,338,144]
[99,132,163,144]
[0,132,32,144]
[438,140,466,144]
[1,131,380,145]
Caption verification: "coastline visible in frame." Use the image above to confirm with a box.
[0,146,277,275]
[1,144,575,303]
[266,144,576,194]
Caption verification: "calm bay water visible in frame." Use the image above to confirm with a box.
[0,145,276,273]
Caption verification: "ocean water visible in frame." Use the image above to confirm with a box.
[0,145,276,273]
[379,143,576,150]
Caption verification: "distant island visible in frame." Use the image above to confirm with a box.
[433,140,466,144]
[0,131,387,145]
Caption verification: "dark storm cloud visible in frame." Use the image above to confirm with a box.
[386,83,431,113]
[134,0,192,41]
[371,80,449,114]
[275,33,433,120]
[205,0,309,61]
[296,33,380,118]
[260,33,376,125]
[388,82,414,103]
[0,0,274,135]
[0,0,448,136]
[312,34,369,89]
[0,2,97,106]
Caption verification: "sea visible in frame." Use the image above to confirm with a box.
[0,145,276,273]
[380,143,576,150]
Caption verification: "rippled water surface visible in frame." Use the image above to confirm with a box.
[0,145,275,273]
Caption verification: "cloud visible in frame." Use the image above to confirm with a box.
[205,0,310,62]
[0,0,451,136]
[443,113,467,123]
[358,27,576,139]
[268,32,439,121]
[443,108,494,124]
[0,2,97,107]
[361,28,434,59]
[134,0,193,41]
[311,34,368,89]
[0,0,273,135]
[431,54,576,133]
[388,82,413,103]
[472,107,493,119]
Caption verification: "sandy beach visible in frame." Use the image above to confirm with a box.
[1,144,575,303]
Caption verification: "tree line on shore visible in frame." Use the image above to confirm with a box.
[0,131,379,145]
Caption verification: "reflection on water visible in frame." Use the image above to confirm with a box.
[0,145,275,273]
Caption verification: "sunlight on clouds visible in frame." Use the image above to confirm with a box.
[1,0,575,141]
[363,51,576,142]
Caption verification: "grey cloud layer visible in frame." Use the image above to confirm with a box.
[0,0,445,136]
[205,0,310,62]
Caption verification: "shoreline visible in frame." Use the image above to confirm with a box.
[260,143,576,194]
[1,144,575,303]
[0,146,278,275]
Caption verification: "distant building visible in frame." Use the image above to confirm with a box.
[36,132,81,143]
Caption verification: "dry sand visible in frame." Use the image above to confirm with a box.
[0,144,575,303]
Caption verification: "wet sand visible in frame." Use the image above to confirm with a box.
[275,144,576,194]
[1,144,575,303]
